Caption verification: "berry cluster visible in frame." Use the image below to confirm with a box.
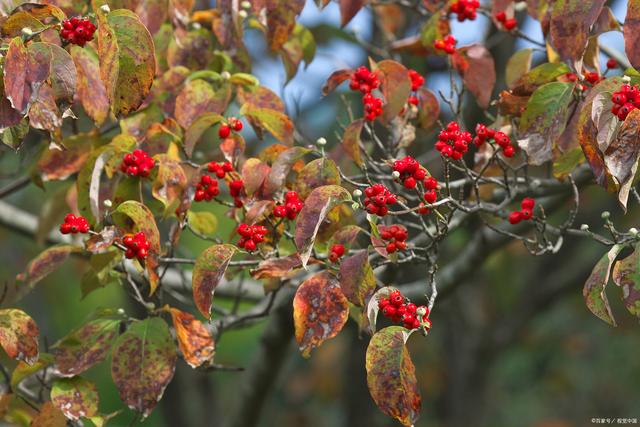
[380,225,408,254]
[208,161,234,178]
[194,175,220,202]
[407,69,425,106]
[328,244,345,263]
[120,149,156,178]
[363,93,384,121]
[363,184,397,217]
[494,11,517,31]
[274,191,304,220]
[236,223,267,252]
[434,35,457,54]
[219,118,243,139]
[584,71,601,85]
[59,214,89,234]
[473,124,516,158]
[61,17,96,46]
[611,84,640,120]
[435,122,471,160]
[449,0,480,21]
[393,156,427,189]
[349,66,384,121]
[122,232,151,260]
[229,179,244,208]
[378,290,431,330]
[422,176,439,205]
[508,198,535,225]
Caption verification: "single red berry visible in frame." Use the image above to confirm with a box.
[521,198,535,210]
[218,124,231,139]
[607,58,618,69]
[509,211,523,225]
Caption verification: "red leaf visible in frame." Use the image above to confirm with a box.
[452,44,496,108]
[625,0,640,70]
[340,0,368,27]
[549,0,606,65]
[192,244,237,318]
[322,69,353,96]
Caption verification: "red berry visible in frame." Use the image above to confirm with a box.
[521,198,535,210]
[504,18,517,30]
[509,211,523,225]
[521,208,533,220]
[607,58,618,69]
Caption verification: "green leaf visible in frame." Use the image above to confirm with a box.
[51,377,99,421]
[113,201,161,253]
[111,317,176,418]
[0,309,39,365]
[239,104,294,145]
[97,9,156,116]
[229,72,260,87]
[366,326,421,426]
[293,271,349,357]
[419,12,450,53]
[187,211,218,236]
[192,244,237,318]
[583,244,623,326]
[518,82,575,165]
[184,113,224,157]
[506,48,533,89]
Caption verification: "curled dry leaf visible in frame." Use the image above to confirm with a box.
[169,307,215,368]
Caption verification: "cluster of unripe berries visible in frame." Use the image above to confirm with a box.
[435,122,472,160]
[328,244,345,263]
[449,0,480,21]
[236,223,267,252]
[407,69,425,106]
[434,35,457,54]
[508,198,536,225]
[474,124,516,158]
[59,214,89,234]
[378,290,431,330]
[218,118,243,139]
[363,184,397,217]
[611,84,640,120]
[122,232,151,260]
[60,17,96,46]
[392,156,427,189]
[380,225,408,254]
[274,191,304,220]
[494,11,518,31]
[349,66,384,121]
[120,149,156,178]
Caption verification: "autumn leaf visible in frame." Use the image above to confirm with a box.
[604,108,640,210]
[506,49,534,89]
[293,158,341,199]
[184,113,224,157]
[583,244,623,326]
[16,245,80,287]
[376,60,411,121]
[321,69,353,96]
[169,307,215,368]
[174,79,231,128]
[549,0,606,65]
[452,44,496,109]
[264,146,311,195]
[0,309,39,365]
[612,244,640,319]
[416,87,440,130]
[294,185,351,267]
[31,401,66,427]
[342,119,365,167]
[192,244,237,318]
[366,326,421,426]
[71,46,110,126]
[51,377,99,421]
[365,287,394,334]
[339,0,367,27]
[251,254,308,280]
[111,317,176,418]
[239,104,294,145]
[152,154,188,212]
[37,134,94,181]
[293,271,349,357]
[339,249,376,307]
[11,353,53,390]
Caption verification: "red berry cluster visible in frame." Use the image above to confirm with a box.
[229,180,244,208]
[60,214,89,234]
[449,0,480,21]
[392,156,427,189]
[473,124,516,158]
[208,161,234,178]
[363,93,383,121]
[194,175,220,202]
[120,149,156,178]
[494,11,517,31]
[219,118,243,139]
[328,244,345,262]
[61,17,96,47]
[508,197,535,225]
[380,225,408,253]
[422,176,438,204]
[434,35,457,54]
[274,191,304,220]
[349,66,384,121]
[584,71,601,85]
[363,184,397,217]
[122,232,151,260]
[611,84,640,120]
[435,122,471,160]
[607,59,618,69]
[378,290,431,330]
[407,69,425,106]
[236,223,267,252]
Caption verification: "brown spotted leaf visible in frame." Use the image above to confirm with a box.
[174,79,231,129]
[549,0,606,65]
[151,155,188,212]
[342,118,365,166]
[168,308,215,368]
[51,311,123,376]
[251,254,306,280]
[37,134,93,181]
[71,46,110,126]
[294,184,350,267]
[241,158,271,197]
[96,9,156,116]
[583,244,623,326]
[451,44,496,109]
[0,309,39,365]
[17,245,80,287]
[604,108,640,210]
[321,69,353,96]
[111,317,176,418]
[292,158,341,199]
[293,271,349,357]
[192,244,237,318]
[3,37,46,114]
[265,146,311,195]
[612,244,640,319]
[31,401,66,427]
[51,377,99,421]
[366,326,421,426]
[339,249,375,307]
[239,104,294,145]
